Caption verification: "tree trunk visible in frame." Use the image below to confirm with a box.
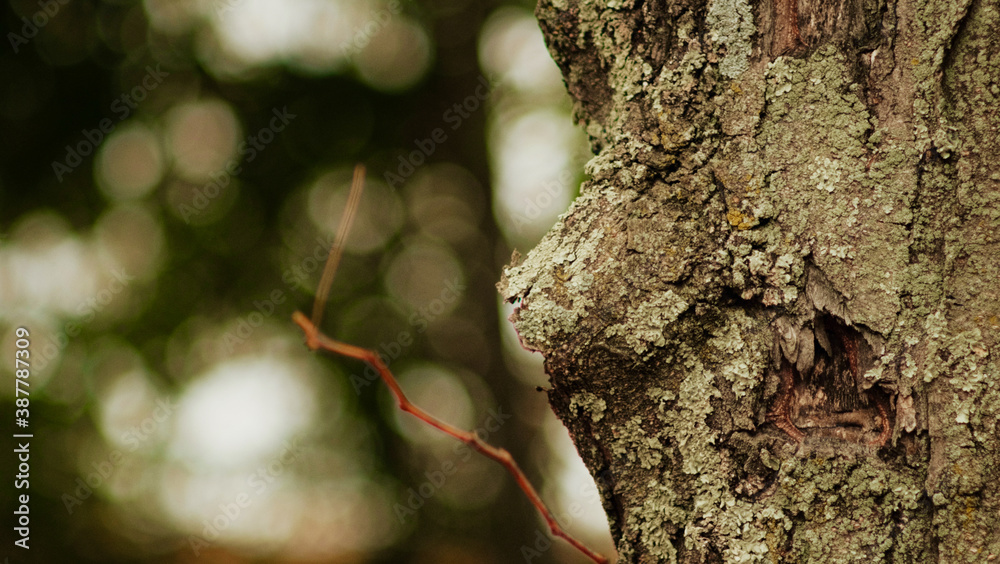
[498,0,1000,561]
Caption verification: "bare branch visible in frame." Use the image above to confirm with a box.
[292,312,609,564]
[294,163,609,563]
[311,163,366,328]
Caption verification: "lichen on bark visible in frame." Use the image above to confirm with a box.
[499,0,1000,561]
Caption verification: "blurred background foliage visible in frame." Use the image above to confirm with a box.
[0,0,613,562]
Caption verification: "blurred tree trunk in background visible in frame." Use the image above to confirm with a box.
[501,0,1000,561]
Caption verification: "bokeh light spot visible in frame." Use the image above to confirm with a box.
[96,124,165,201]
[479,7,565,94]
[171,356,316,467]
[94,203,165,282]
[308,168,404,254]
[164,98,241,181]
[384,240,464,314]
[1,211,99,317]
[490,108,579,245]
[406,164,484,244]
[354,17,432,92]
[391,364,474,446]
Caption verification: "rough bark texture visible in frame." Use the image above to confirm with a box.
[497,0,1000,561]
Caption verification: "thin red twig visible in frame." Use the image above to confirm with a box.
[311,164,366,329]
[293,312,608,563]
[293,163,608,563]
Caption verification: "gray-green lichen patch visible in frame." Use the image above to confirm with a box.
[611,416,664,469]
[569,392,607,423]
[621,480,688,562]
[499,189,614,350]
[645,386,675,404]
[653,348,723,475]
[706,0,754,79]
[706,310,766,401]
[508,296,583,350]
[603,290,689,357]
[624,333,774,561]
[907,309,989,387]
[728,241,804,306]
[751,46,908,334]
[626,452,929,563]
[764,457,929,562]
[501,192,602,300]
[808,156,845,193]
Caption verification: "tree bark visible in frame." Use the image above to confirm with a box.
[498,0,1000,561]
